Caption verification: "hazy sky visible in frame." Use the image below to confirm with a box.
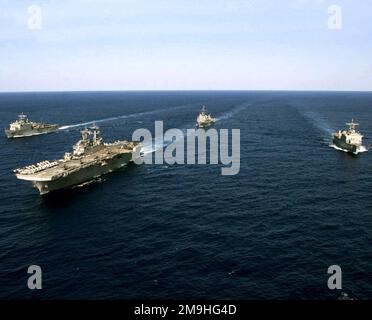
[0,0,371,91]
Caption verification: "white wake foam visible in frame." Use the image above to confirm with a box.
[127,103,249,157]
[139,137,168,155]
[357,145,368,154]
[58,104,192,131]
[215,103,249,122]
[330,144,368,155]
[303,111,334,135]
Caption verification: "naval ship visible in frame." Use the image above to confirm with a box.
[332,119,364,154]
[196,105,215,128]
[13,125,139,195]
[5,114,59,138]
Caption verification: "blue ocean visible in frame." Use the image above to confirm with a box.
[0,91,372,299]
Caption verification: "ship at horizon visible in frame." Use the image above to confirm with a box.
[5,114,59,138]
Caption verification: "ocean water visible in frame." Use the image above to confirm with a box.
[0,91,372,300]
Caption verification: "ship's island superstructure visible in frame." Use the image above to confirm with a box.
[196,105,215,128]
[333,119,364,154]
[14,125,139,195]
[5,114,59,138]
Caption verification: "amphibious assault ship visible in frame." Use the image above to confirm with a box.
[13,125,139,195]
[5,114,59,138]
[196,105,215,128]
[332,119,364,154]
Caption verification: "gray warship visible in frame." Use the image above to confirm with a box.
[196,105,215,128]
[13,125,139,195]
[5,114,59,138]
[332,119,364,154]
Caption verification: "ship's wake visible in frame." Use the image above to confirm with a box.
[357,145,368,154]
[59,102,247,134]
[302,111,335,136]
[128,103,248,156]
[215,103,249,122]
[58,104,193,131]
[139,138,169,155]
[139,128,193,156]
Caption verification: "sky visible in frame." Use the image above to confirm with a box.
[0,0,371,91]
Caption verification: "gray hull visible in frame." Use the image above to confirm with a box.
[33,153,133,195]
[333,137,358,153]
[5,126,58,138]
[196,121,214,128]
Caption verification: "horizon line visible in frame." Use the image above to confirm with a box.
[1,89,372,94]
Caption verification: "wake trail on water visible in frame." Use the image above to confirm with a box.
[140,103,248,155]
[140,138,167,155]
[58,101,251,156]
[300,110,338,146]
[140,129,193,156]
[302,111,334,136]
[215,103,249,122]
[58,104,193,130]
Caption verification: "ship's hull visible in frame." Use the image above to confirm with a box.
[5,125,59,138]
[19,153,133,195]
[196,120,215,128]
[333,137,359,153]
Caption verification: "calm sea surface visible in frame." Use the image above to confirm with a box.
[0,91,372,299]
